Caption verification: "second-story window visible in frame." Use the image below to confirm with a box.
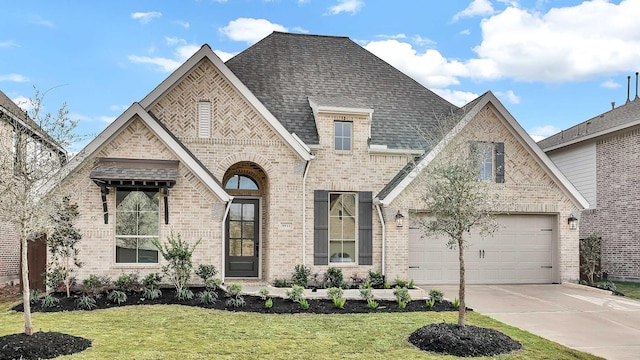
[334,121,352,151]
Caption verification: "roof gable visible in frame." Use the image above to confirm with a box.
[378,91,589,210]
[139,44,312,161]
[226,32,457,150]
[40,103,230,202]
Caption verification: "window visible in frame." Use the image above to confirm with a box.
[471,142,505,183]
[225,174,258,190]
[334,121,352,151]
[115,189,159,263]
[329,193,357,263]
[198,100,211,138]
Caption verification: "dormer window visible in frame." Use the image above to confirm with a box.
[334,121,352,151]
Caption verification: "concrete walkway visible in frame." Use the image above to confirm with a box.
[429,284,640,360]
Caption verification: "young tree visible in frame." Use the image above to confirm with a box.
[0,86,80,335]
[47,196,83,297]
[422,155,499,327]
[580,232,601,284]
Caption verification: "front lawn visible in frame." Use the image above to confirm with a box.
[613,281,640,300]
[0,300,601,359]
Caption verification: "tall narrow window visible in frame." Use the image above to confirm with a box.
[477,142,494,181]
[198,100,211,138]
[115,189,159,263]
[334,121,352,151]
[329,193,356,263]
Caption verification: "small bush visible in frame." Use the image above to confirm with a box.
[76,295,97,310]
[107,290,128,305]
[198,290,218,304]
[177,289,194,301]
[367,299,379,309]
[366,270,384,288]
[359,287,374,302]
[29,289,41,304]
[299,298,310,310]
[114,273,142,293]
[326,287,344,300]
[143,287,162,300]
[286,285,305,303]
[426,298,435,309]
[429,289,444,302]
[332,296,346,309]
[323,267,345,289]
[272,278,290,288]
[349,273,365,288]
[291,264,311,287]
[264,298,273,309]
[383,282,391,289]
[41,294,60,308]
[453,297,460,309]
[225,283,245,308]
[82,274,111,298]
[393,287,411,305]
[195,264,218,282]
[258,287,270,301]
[142,273,163,288]
[398,300,407,309]
[595,281,617,292]
[204,277,223,291]
[394,277,414,289]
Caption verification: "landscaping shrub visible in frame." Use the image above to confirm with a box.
[429,289,444,302]
[225,283,245,308]
[286,285,305,303]
[41,294,60,308]
[76,295,96,310]
[271,278,290,288]
[291,264,311,287]
[366,270,384,288]
[580,232,601,284]
[152,231,201,298]
[142,273,163,300]
[195,264,218,283]
[46,196,83,298]
[323,267,345,289]
[258,287,270,301]
[393,287,411,309]
[81,274,111,298]
[113,273,142,293]
[107,290,127,305]
[359,287,374,302]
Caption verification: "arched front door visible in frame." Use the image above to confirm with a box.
[225,173,261,277]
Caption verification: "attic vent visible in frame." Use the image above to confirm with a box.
[198,100,211,138]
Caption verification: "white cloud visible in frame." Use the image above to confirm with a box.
[459,29,471,35]
[12,96,34,112]
[129,42,200,72]
[291,26,309,34]
[453,0,494,22]
[376,33,407,40]
[327,0,364,15]
[174,21,190,29]
[601,80,621,89]
[413,35,436,47]
[98,116,117,123]
[0,40,19,48]
[365,40,466,88]
[0,73,29,82]
[529,125,560,141]
[219,18,287,44]
[29,15,55,28]
[495,90,520,104]
[473,0,640,82]
[432,89,480,107]
[214,50,236,62]
[165,37,186,46]
[131,11,162,24]
[109,104,128,112]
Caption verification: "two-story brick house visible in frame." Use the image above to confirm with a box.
[539,86,640,282]
[48,32,587,285]
[0,90,67,285]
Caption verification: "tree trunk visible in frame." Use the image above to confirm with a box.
[457,236,466,327]
[21,234,34,335]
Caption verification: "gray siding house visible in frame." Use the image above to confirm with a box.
[539,90,640,281]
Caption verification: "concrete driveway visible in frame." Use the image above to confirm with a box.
[429,284,640,360]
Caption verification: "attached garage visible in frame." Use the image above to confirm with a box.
[409,214,557,285]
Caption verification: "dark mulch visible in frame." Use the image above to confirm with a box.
[0,331,91,360]
[12,287,461,314]
[409,322,522,357]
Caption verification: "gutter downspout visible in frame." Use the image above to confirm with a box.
[302,160,311,266]
[221,198,233,281]
[374,201,386,277]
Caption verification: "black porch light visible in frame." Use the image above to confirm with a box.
[395,210,405,228]
[568,213,578,230]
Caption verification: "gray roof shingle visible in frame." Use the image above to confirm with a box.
[538,97,640,149]
[225,32,457,150]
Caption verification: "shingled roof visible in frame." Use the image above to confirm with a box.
[538,97,640,150]
[225,32,457,150]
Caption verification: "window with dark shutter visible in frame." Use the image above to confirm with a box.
[358,191,373,265]
[313,190,329,265]
[495,142,505,183]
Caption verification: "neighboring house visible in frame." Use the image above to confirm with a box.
[48,32,586,285]
[538,89,640,281]
[0,90,66,285]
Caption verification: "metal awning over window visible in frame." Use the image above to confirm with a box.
[90,158,179,224]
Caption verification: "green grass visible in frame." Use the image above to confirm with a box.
[613,281,640,300]
[0,301,602,359]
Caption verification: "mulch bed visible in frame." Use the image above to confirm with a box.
[2,286,522,358]
[409,323,522,357]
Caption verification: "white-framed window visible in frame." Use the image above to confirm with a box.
[476,142,495,181]
[198,100,211,138]
[334,121,352,151]
[328,192,357,263]
[115,188,159,263]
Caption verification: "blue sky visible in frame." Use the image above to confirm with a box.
[2,0,639,150]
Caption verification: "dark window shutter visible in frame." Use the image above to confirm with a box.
[313,190,329,265]
[495,142,505,183]
[358,191,373,265]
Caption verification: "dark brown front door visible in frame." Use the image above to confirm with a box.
[226,199,259,277]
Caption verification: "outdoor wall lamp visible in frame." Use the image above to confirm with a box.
[568,213,578,230]
[395,210,405,228]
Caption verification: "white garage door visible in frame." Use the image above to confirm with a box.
[409,214,555,284]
